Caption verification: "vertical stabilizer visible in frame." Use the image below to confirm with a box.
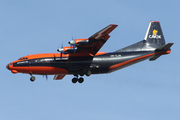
[144,21,165,48]
[116,21,167,52]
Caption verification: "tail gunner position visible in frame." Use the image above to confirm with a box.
[6,21,173,83]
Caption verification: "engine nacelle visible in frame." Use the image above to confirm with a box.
[69,40,75,45]
[69,38,89,46]
[57,48,64,52]
[57,46,77,54]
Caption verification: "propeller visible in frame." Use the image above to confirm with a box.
[57,44,64,58]
[43,75,48,81]
[45,75,48,80]
[72,44,75,53]
[69,37,76,53]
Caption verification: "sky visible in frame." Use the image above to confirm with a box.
[1,0,180,120]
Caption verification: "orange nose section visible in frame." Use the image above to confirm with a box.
[6,64,9,70]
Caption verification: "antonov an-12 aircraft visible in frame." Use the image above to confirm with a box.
[6,21,173,83]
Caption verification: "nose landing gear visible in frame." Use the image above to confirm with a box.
[30,76,36,82]
[30,73,36,82]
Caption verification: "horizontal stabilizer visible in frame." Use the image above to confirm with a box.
[149,43,173,61]
[155,43,174,51]
[149,55,161,61]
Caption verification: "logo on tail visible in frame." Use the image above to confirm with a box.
[149,29,161,39]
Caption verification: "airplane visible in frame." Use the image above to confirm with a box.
[6,21,173,83]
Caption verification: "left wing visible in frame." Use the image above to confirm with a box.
[87,24,118,55]
[67,24,118,56]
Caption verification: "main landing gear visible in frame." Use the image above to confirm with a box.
[72,70,91,84]
[72,76,84,84]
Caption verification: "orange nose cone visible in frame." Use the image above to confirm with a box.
[6,64,9,70]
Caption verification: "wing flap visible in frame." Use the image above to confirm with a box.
[53,74,66,80]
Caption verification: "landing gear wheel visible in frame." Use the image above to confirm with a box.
[72,78,78,84]
[86,70,91,76]
[79,71,84,76]
[78,77,84,83]
[30,76,36,82]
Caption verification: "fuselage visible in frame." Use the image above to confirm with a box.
[6,50,171,76]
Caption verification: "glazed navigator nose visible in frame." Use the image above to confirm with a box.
[6,64,10,70]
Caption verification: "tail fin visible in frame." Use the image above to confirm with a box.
[116,21,166,52]
[144,21,165,48]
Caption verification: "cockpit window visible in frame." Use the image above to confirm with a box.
[18,57,28,60]
[18,58,22,60]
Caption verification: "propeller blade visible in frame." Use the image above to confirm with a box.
[60,43,63,58]
[45,75,48,80]
[43,75,48,80]
[73,44,75,53]
[60,52,62,58]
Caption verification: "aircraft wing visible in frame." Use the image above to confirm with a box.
[68,24,118,56]
[88,24,118,55]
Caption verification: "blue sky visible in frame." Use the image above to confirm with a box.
[1,0,180,120]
